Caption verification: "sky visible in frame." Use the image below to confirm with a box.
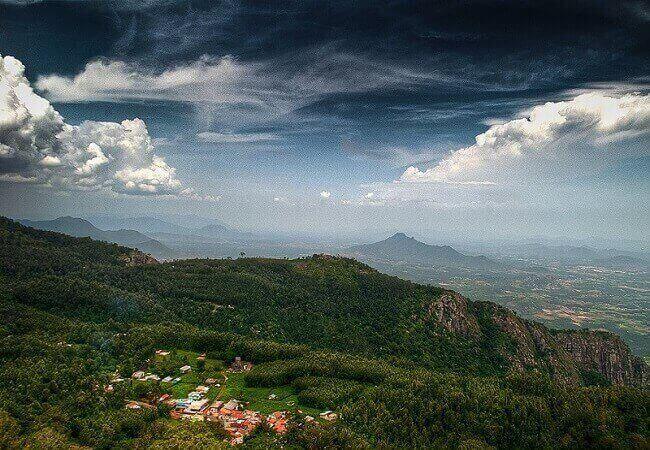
[0,0,648,245]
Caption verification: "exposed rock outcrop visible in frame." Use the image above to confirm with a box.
[485,303,581,383]
[121,251,158,266]
[425,292,480,337]
[555,330,647,386]
[428,291,647,387]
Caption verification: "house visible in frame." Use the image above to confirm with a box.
[186,399,210,413]
[174,399,190,408]
[205,378,218,384]
[221,409,245,421]
[267,411,289,434]
[230,356,252,372]
[188,391,203,401]
[268,394,277,400]
[304,415,315,423]
[111,377,125,383]
[131,371,145,379]
[125,400,155,410]
[161,376,174,383]
[223,399,242,411]
[194,402,264,443]
[180,365,192,374]
[155,349,170,356]
[205,400,224,416]
[142,374,160,382]
[319,411,338,421]
[195,385,209,394]
[173,377,181,384]
[104,384,114,393]
[181,413,205,421]
[158,394,171,403]
[197,353,206,361]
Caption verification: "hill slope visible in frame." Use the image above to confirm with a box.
[0,217,648,448]
[347,232,494,268]
[1,218,645,386]
[18,216,175,259]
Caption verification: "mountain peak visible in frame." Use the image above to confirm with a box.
[388,232,413,241]
[347,232,493,268]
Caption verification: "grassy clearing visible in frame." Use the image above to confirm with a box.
[219,372,320,415]
[153,349,320,415]
[153,350,225,399]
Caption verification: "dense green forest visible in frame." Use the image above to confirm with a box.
[0,217,647,448]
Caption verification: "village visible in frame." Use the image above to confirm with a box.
[112,350,337,446]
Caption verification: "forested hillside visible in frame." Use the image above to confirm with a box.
[0,217,647,448]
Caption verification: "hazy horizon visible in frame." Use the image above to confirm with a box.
[6,212,649,253]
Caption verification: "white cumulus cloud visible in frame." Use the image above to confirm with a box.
[0,54,189,196]
[320,190,331,199]
[400,92,650,184]
[35,56,247,103]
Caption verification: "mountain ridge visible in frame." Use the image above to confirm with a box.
[17,216,174,259]
[87,215,259,243]
[1,217,645,387]
[347,232,494,268]
[193,223,259,242]
[87,215,196,235]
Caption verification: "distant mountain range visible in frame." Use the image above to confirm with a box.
[192,223,258,241]
[460,241,649,269]
[87,215,195,235]
[18,216,175,259]
[87,215,259,243]
[346,232,493,268]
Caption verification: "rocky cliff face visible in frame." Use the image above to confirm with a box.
[555,330,647,386]
[483,302,580,383]
[428,291,647,387]
[425,292,480,337]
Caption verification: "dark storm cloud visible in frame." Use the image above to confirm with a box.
[2,0,648,138]
[4,0,648,74]
[148,0,648,87]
